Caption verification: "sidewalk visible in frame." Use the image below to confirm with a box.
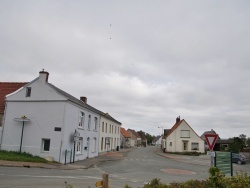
[0,148,134,170]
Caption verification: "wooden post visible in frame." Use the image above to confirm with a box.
[102,173,109,188]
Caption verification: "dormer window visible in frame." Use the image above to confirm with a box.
[26,87,31,97]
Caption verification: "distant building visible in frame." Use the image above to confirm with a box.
[0,82,28,147]
[163,116,205,153]
[120,127,131,148]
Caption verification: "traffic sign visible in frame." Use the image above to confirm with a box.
[95,180,103,187]
[205,134,218,151]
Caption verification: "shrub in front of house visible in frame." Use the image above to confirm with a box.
[124,167,250,188]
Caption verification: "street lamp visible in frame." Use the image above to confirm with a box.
[14,116,30,152]
[158,126,163,136]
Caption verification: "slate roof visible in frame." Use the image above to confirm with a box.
[48,83,122,125]
[200,129,221,140]
[0,82,28,114]
[120,127,131,138]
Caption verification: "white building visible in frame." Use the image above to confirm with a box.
[163,117,205,153]
[0,71,120,163]
[99,113,121,153]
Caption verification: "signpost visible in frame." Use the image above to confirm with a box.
[14,116,30,153]
[215,152,233,176]
[205,134,218,167]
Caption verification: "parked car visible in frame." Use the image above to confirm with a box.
[232,153,246,164]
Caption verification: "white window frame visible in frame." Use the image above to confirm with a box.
[79,112,85,128]
[26,87,32,97]
[180,130,190,138]
[92,137,97,152]
[41,138,50,152]
[88,115,91,130]
[191,142,199,150]
[94,117,98,130]
[76,139,83,154]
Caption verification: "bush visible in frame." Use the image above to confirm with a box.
[124,167,250,188]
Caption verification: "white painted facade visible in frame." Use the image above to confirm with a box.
[1,71,102,163]
[99,115,121,153]
[155,136,162,146]
[165,120,205,153]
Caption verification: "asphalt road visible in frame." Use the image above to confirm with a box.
[0,146,212,188]
[96,146,210,187]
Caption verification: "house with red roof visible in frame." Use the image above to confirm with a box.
[0,82,28,146]
[163,116,205,153]
[127,129,141,147]
[120,127,131,148]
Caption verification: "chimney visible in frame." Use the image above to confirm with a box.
[80,96,87,103]
[176,116,180,123]
[39,69,49,82]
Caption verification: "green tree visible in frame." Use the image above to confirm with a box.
[239,134,247,147]
[145,133,155,145]
[228,137,245,153]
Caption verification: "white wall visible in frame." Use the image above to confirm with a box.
[99,116,121,153]
[1,76,100,163]
[62,102,100,163]
[166,121,205,153]
[1,101,65,161]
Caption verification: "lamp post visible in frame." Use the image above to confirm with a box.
[14,116,30,152]
[158,126,163,136]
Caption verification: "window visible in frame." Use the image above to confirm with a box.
[180,130,190,138]
[26,87,31,97]
[115,126,116,134]
[169,142,172,146]
[102,122,104,132]
[79,112,85,128]
[42,139,50,152]
[101,137,104,151]
[109,124,111,133]
[92,137,97,152]
[191,143,199,150]
[88,115,91,129]
[76,139,82,153]
[94,117,98,130]
[105,123,107,133]
[112,125,114,133]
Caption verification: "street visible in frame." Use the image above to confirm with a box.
[0,146,248,188]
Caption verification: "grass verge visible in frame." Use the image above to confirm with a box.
[0,150,48,163]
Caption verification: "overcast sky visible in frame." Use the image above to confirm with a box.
[1,1,249,138]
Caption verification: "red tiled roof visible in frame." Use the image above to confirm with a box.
[163,119,201,139]
[0,82,27,114]
[120,127,131,138]
[163,119,184,139]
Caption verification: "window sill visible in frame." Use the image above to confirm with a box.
[76,152,83,156]
[78,127,84,130]
[41,151,49,153]
[93,129,98,132]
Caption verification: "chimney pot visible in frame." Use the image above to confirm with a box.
[176,116,180,123]
[80,96,87,103]
[39,70,49,82]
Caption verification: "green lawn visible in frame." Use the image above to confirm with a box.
[0,150,48,163]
